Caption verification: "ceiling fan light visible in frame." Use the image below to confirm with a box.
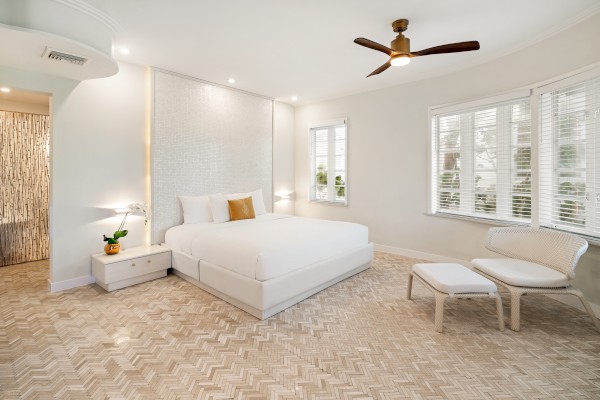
[390,55,410,67]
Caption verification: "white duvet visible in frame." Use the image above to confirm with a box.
[164,214,369,281]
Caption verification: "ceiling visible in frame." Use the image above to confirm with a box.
[11,1,600,105]
[0,89,49,105]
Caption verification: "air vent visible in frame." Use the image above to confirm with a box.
[42,47,88,66]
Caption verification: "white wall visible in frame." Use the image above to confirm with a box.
[294,13,600,303]
[0,62,148,288]
[273,101,295,215]
[0,62,297,290]
[151,70,274,242]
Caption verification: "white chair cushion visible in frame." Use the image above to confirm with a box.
[412,263,497,294]
[472,258,569,288]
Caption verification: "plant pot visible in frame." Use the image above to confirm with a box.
[104,243,121,255]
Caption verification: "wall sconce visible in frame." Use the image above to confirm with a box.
[113,208,131,216]
[113,203,151,225]
[274,192,296,202]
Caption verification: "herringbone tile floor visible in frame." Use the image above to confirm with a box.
[1,252,599,399]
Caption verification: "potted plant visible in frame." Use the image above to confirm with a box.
[103,219,128,255]
[103,203,150,255]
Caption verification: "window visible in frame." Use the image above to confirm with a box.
[539,74,600,238]
[429,67,600,241]
[309,118,347,204]
[431,97,531,223]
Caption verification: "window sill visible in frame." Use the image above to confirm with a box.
[425,212,529,227]
[309,200,348,207]
[426,212,600,247]
[544,228,600,247]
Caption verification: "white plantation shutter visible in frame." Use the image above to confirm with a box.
[335,126,346,202]
[539,74,600,237]
[309,119,347,204]
[430,68,600,240]
[313,127,329,200]
[431,97,531,222]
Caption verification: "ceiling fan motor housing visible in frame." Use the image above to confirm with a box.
[391,35,410,54]
[391,19,410,54]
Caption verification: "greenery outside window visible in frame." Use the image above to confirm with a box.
[431,96,531,223]
[430,68,600,241]
[539,74,600,238]
[309,118,347,204]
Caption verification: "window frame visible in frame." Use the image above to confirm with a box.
[537,67,600,239]
[308,118,348,205]
[427,63,600,244]
[429,90,532,223]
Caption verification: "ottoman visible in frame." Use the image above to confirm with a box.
[407,263,505,332]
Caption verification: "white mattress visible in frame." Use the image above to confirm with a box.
[165,214,369,281]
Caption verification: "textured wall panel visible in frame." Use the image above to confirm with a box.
[152,70,273,243]
[0,111,49,266]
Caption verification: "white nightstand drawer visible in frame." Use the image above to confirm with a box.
[104,251,171,283]
[92,245,172,291]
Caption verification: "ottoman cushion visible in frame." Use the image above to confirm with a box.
[413,263,497,294]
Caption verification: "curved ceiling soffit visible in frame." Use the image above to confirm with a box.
[53,0,121,35]
[0,0,120,80]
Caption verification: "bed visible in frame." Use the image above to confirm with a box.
[164,213,373,319]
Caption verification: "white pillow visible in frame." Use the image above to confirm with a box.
[249,189,267,215]
[208,193,230,223]
[179,196,212,223]
[208,189,268,223]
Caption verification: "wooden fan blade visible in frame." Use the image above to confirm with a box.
[411,41,480,57]
[367,61,392,77]
[354,38,394,56]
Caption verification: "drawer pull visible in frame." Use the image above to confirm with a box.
[131,263,136,267]
[147,260,151,263]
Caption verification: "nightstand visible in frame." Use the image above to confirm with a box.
[92,245,172,291]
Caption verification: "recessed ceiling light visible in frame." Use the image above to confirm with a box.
[119,47,130,55]
[228,78,235,84]
[0,87,10,93]
[291,96,298,101]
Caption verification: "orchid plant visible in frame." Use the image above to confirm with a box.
[103,203,151,244]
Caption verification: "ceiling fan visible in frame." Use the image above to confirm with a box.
[354,19,480,77]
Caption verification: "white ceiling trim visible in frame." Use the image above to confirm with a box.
[53,0,120,37]
[468,4,600,70]
[152,68,275,101]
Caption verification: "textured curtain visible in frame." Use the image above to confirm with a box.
[0,111,50,266]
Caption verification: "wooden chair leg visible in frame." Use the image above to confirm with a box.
[510,290,523,331]
[434,292,447,333]
[406,273,413,300]
[573,291,600,333]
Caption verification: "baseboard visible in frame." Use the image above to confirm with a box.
[48,274,96,292]
[374,244,470,265]
[374,243,600,318]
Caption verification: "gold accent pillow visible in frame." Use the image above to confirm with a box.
[228,196,256,221]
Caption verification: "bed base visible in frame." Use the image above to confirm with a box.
[167,243,374,319]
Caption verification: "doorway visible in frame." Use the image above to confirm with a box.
[0,88,50,267]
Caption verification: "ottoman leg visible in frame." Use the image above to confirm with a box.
[494,293,505,331]
[434,292,448,333]
[407,273,414,300]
